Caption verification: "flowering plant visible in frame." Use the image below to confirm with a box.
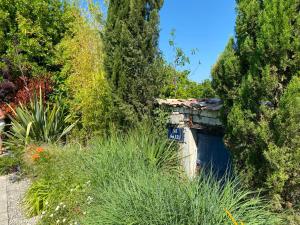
[31,147,48,162]
[24,145,49,165]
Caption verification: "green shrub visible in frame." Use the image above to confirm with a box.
[0,155,21,175]
[84,172,279,225]
[280,209,300,225]
[56,3,110,140]
[212,0,300,207]
[24,125,280,225]
[23,180,53,216]
[5,91,76,149]
[129,123,180,173]
[23,144,92,224]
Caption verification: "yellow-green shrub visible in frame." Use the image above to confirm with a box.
[57,4,110,139]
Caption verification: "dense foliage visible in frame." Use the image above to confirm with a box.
[104,0,164,128]
[160,31,216,99]
[56,4,110,139]
[0,0,72,112]
[5,92,75,149]
[0,0,210,132]
[160,63,215,99]
[23,125,279,225]
[0,0,70,77]
[0,0,297,223]
[212,0,300,207]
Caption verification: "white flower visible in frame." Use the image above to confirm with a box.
[50,214,54,217]
[42,211,46,215]
[60,202,64,205]
[63,218,66,223]
[56,219,60,224]
[55,205,60,211]
[63,204,66,208]
[83,211,86,215]
[87,196,93,204]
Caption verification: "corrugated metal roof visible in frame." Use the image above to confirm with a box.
[156,98,222,111]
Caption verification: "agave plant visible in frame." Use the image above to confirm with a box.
[5,91,76,149]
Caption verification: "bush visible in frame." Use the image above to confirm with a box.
[24,179,53,216]
[0,154,20,175]
[5,91,76,150]
[85,172,279,225]
[23,124,280,225]
[56,3,109,140]
[23,144,92,223]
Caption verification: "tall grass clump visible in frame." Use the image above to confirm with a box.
[83,172,280,225]
[24,123,179,224]
[24,124,280,225]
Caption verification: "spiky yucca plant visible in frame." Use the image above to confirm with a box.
[5,91,76,149]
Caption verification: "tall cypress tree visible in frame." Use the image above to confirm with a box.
[211,37,241,117]
[104,0,163,128]
[212,0,300,207]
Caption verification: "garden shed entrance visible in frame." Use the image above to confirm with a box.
[157,98,231,178]
[197,132,231,178]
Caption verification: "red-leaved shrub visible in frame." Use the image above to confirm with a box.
[0,75,53,117]
[14,76,53,105]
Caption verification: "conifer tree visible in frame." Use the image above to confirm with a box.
[104,0,164,128]
[212,0,300,206]
[212,37,241,114]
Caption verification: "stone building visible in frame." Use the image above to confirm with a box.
[157,98,231,178]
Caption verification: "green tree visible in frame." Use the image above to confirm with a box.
[104,0,164,128]
[0,0,72,78]
[161,30,216,99]
[265,76,300,207]
[160,65,215,99]
[212,38,241,111]
[212,0,300,206]
[56,2,109,139]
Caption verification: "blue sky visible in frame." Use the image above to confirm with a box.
[159,0,236,82]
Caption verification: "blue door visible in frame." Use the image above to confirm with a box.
[197,133,231,178]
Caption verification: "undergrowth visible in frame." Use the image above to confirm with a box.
[0,154,20,175]
[23,125,281,225]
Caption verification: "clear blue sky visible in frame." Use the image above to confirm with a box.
[159,0,236,82]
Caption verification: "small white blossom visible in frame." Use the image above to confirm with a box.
[56,219,60,224]
[63,218,66,223]
[55,205,60,211]
[50,214,54,217]
[42,211,46,215]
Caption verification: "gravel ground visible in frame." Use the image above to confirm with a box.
[6,175,38,225]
